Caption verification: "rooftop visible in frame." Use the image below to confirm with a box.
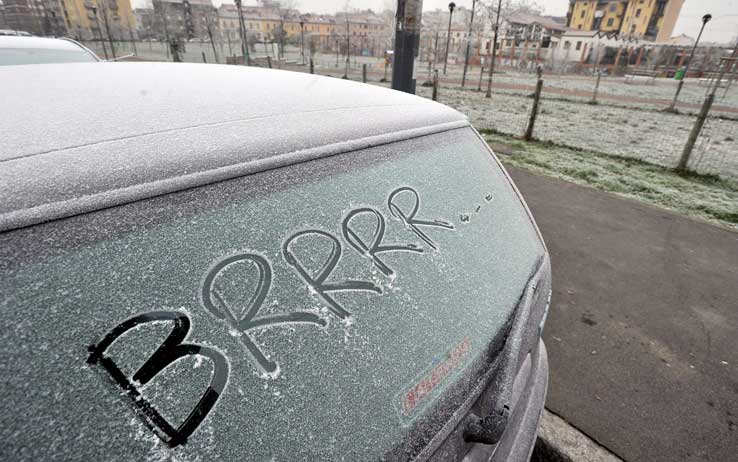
[507,12,567,32]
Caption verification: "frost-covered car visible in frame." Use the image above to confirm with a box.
[0,63,551,462]
[0,35,99,65]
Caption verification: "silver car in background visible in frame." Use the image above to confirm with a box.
[0,35,99,65]
[0,63,550,461]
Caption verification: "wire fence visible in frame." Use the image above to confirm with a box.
[79,40,738,180]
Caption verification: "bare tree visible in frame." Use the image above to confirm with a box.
[274,0,298,60]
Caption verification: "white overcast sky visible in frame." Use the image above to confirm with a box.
[133,0,738,44]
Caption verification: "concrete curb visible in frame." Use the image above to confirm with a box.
[531,409,624,462]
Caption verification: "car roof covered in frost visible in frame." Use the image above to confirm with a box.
[0,62,468,232]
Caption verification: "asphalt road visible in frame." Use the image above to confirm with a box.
[506,167,738,462]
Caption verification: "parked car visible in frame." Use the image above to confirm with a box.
[0,63,551,462]
[0,35,99,65]
[0,29,34,36]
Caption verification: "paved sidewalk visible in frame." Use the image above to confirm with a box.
[507,167,738,462]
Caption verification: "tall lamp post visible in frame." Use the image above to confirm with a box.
[461,0,476,87]
[234,0,250,65]
[669,13,711,111]
[443,2,455,75]
[485,0,502,98]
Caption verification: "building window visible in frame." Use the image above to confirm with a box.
[609,4,617,12]
[575,41,582,50]
[607,18,614,26]
[630,24,636,33]
[580,10,585,18]
[564,41,571,50]
[635,9,641,17]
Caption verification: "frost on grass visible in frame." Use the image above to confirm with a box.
[410,78,738,181]
[487,132,738,229]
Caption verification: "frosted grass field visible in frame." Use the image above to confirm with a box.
[411,84,738,180]
[484,132,738,229]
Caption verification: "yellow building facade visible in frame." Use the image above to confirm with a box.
[600,1,626,32]
[567,0,684,40]
[61,0,136,40]
[569,0,598,31]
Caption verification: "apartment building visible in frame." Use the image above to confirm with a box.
[567,0,684,41]
[152,0,216,41]
[61,0,136,41]
[2,0,67,36]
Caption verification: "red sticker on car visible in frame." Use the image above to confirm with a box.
[396,337,471,423]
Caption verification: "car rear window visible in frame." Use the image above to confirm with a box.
[0,127,544,460]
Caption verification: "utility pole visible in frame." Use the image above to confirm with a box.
[669,13,711,111]
[234,0,250,65]
[485,0,502,98]
[443,2,455,75]
[98,0,116,59]
[392,0,423,93]
[461,0,477,88]
[90,6,109,60]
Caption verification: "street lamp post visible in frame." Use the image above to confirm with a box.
[443,2,455,75]
[461,0,477,88]
[669,13,711,111]
[485,0,502,98]
[90,6,109,60]
[234,0,250,65]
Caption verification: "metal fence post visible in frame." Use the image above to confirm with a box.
[202,51,207,63]
[677,93,715,173]
[267,56,272,68]
[591,69,601,104]
[310,58,314,74]
[524,75,544,141]
[362,63,367,83]
[432,69,439,101]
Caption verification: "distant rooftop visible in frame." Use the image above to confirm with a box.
[507,12,567,32]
